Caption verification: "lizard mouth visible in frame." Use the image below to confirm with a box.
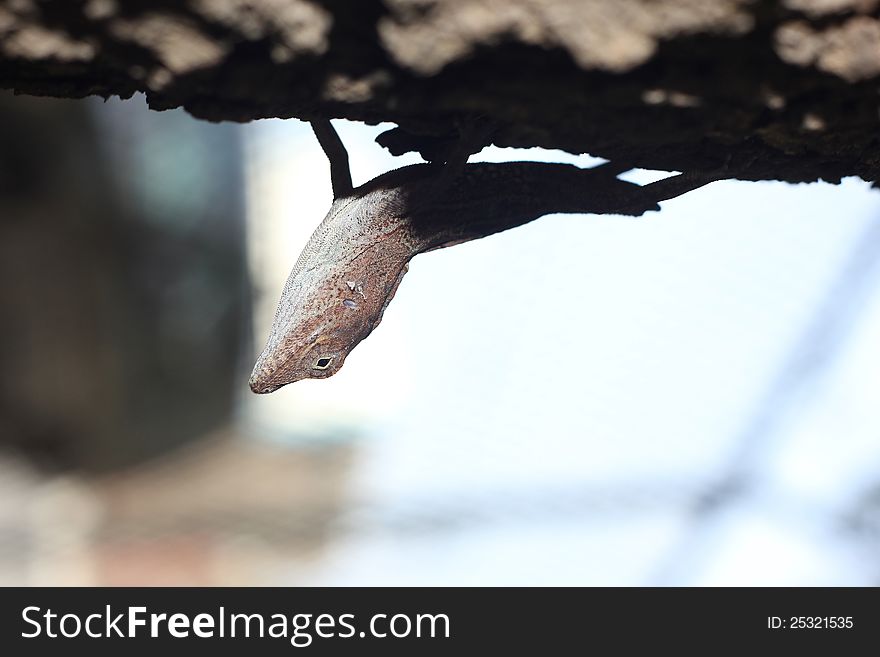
[248,351,291,393]
[248,369,282,394]
[249,349,337,392]
[249,378,281,394]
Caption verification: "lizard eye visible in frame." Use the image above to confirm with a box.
[314,356,333,370]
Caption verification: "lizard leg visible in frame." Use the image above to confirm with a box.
[433,117,496,187]
[409,117,497,213]
[311,119,354,199]
[618,169,730,215]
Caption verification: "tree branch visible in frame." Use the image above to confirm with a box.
[0,0,878,184]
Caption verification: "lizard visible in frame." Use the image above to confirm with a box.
[249,120,727,393]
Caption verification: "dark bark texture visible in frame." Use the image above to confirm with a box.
[1,0,879,182]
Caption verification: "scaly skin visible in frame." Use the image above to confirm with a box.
[249,129,722,393]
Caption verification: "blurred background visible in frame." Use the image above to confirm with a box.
[1,90,879,586]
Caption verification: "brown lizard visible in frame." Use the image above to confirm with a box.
[249,120,726,393]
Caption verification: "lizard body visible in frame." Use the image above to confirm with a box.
[249,123,722,393]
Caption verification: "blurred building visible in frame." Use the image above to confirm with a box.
[0,92,248,470]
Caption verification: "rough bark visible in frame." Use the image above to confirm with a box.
[1,0,879,184]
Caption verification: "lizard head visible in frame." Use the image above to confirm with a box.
[249,274,365,393]
[248,239,409,394]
